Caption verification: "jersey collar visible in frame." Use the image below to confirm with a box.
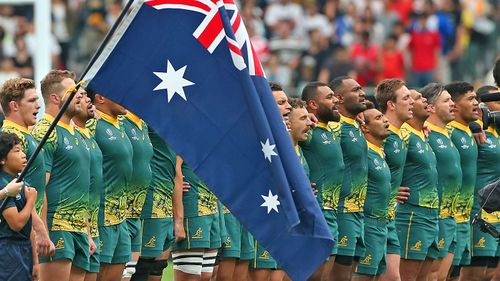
[486,126,499,138]
[98,110,121,129]
[367,141,384,158]
[125,111,142,130]
[2,119,29,134]
[74,124,91,139]
[388,123,402,138]
[449,120,472,137]
[425,121,449,138]
[44,113,75,135]
[316,121,331,132]
[340,114,359,128]
[402,123,425,141]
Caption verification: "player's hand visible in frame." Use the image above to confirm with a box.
[423,124,431,138]
[24,186,37,204]
[174,218,186,243]
[36,230,55,257]
[474,131,486,144]
[396,186,410,204]
[182,180,190,193]
[308,113,318,129]
[3,178,24,197]
[310,182,318,196]
[88,235,97,256]
[32,264,39,281]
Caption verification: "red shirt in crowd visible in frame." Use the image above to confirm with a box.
[409,30,441,72]
[380,50,405,80]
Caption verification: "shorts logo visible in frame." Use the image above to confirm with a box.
[475,237,486,248]
[259,250,270,260]
[410,241,422,251]
[438,238,445,249]
[223,237,232,248]
[100,240,104,248]
[338,236,348,247]
[192,227,203,239]
[144,236,157,247]
[359,254,372,265]
[55,238,65,250]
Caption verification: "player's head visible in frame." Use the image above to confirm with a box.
[329,76,366,117]
[270,82,291,122]
[445,81,479,123]
[74,90,95,122]
[0,78,40,126]
[301,81,340,122]
[362,101,390,140]
[87,88,127,117]
[288,98,313,143]
[40,70,83,117]
[409,89,430,122]
[0,132,26,175]
[421,83,455,124]
[375,78,413,122]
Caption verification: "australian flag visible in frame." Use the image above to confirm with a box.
[83,1,333,279]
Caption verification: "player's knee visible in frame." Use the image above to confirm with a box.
[124,261,137,277]
[150,259,168,276]
[172,251,203,275]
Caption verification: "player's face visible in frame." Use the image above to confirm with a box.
[364,108,390,139]
[394,85,414,122]
[410,90,430,121]
[18,88,40,127]
[336,79,366,115]
[79,93,95,120]
[433,90,455,124]
[316,86,340,122]
[273,90,291,122]
[454,91,479,123]
[108,98,127,116]
[289,107,313,143]
[60,78,83,116]
[4,143,27,174]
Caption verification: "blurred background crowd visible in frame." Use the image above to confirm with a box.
[0,0,499,96]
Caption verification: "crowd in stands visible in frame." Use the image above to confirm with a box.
[0,0,499,95]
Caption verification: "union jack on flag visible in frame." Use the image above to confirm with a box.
[83,1,333,280]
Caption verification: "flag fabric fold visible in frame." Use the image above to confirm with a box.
[83,1,333,279]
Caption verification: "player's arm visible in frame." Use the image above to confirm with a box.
[2,186,37,232]
[87,220,96,255]
[173,155,186,242]
[30,229,39,281]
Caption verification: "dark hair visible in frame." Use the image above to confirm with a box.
[269,82,283,92]
[329,76,351,93]
[0,132,21,167]
[85,87,97,103]
[444,81,474,102]
[301,81,329,102]
[363,100,376,124]
[493,58,500,87]
[476,85,498,102]
[420,83,445,105]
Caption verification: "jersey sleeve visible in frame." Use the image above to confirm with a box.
[31,119,57,173]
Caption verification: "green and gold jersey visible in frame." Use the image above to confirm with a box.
[400,123,439,209]
[31,114,90,233]
[383,124,409,220]
[475,124,500,223]
[300,122,344,210]
[122,112,153,218]
[181,163,218,218]
[91,111,133,226]
[75,125,103,238]
[338,115,368,213]
[426,122,462,218]
[450,121,477,223]
[2,120,46,214]
[295,145,309,178]
[141,128,176,219]
[364,142,391,220]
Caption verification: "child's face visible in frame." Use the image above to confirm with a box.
[4,143,27,175]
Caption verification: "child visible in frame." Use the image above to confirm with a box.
[0,132,37,281]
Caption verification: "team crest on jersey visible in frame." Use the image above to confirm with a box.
[349,130,357,142]
[374,158,382,170]
[392,141,400,153]
[486,138,497,149]
[436,138,447,149]
[131,128,140,141]
[63,136,73,150]
[460,137,469,149]
[106,128,116,140]
[416,142,424,154]
[321,132,331,145]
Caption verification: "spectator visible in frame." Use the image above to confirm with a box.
[378,34,405,81]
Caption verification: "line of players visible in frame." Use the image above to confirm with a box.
[1,68,499,281]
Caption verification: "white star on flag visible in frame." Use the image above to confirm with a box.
[261,138,278,162]
[261,190,280,214]
[153,60,195,103]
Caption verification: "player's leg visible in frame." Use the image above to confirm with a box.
[39,231,75,281]
[70,232,91,281]
[355,218,387,281]
[378,219,401,281]
[331,212,363,281]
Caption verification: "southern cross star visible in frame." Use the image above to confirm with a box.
[153,60,194,103]
[261,190,280,214]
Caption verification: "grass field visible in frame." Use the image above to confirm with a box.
[161,263,174,281]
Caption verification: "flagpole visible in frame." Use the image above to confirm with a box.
[0,0,136,212]
[79,0,136,80]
